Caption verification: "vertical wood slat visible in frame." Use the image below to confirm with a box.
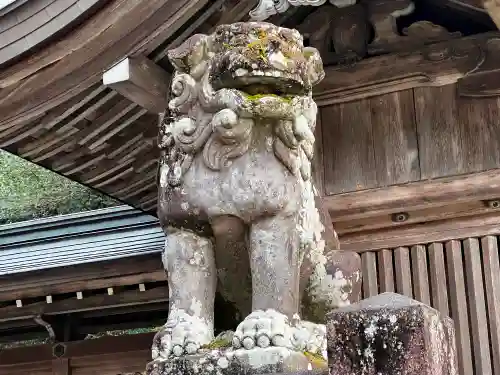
[394,247,412,297]
[445,240,473,375]
[463,238,493,375]
[361,252,378,298]
[428,242,449,316]
[481,236,500,375]
[377,249,394,293]
[410,245,430,304]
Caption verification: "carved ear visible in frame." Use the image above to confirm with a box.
[167,34,209,74]
[303,47,325,88]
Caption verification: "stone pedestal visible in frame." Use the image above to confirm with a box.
[326,292,457,375]
[147,346,328,375]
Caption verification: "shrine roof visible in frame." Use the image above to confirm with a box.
[0,205,163,275]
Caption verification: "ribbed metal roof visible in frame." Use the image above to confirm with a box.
[0,205,164,275]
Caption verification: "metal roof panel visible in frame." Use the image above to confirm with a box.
[0,205,164,275]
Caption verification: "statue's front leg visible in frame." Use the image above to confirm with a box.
[152,229,216,359]
[232,214,312,351]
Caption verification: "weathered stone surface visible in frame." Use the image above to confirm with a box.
[153,19,362,364]
[326,293,458,375]
[147,346,327,375]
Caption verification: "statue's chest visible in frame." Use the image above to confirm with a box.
[182,144,301,221]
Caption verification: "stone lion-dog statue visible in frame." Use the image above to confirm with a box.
[152,21,361,361]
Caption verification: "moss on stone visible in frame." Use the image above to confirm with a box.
[84,326,162,340]
[200,336,232,350]
[303,351,327,367]
[303,50,315,58]
[241,93,293,103]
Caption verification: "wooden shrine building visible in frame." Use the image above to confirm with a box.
[1,0,500,374]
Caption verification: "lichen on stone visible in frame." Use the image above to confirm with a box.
[303,350,327,366]
[201,337,232,350]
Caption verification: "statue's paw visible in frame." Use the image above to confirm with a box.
[152,314,213,359]
[291,321,327,355]
[232,309,293,350]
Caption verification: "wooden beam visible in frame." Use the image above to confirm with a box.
[0,0,208,129]
[313,32,500,106]
[0,332,155,366]
[484,0,500,28]
[0,287,169,323]
[324,168,500,223]
[339,211,500,252]
[0,254,164,302]
[103,56,170,113]
[334,199,500,234]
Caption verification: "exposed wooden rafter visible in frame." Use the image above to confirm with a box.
[103,56,171,113]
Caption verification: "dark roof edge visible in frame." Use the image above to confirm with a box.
[0,205,159,247]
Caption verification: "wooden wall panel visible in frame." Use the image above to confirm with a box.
[321,90,419,195]
[322,99,376,194]
[415,84,500,179]
[321,84,500,195]
[358,236,500,375]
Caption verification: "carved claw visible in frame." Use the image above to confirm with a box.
[152,312,213,359]
[292,321,327,354]
[232,309,327,356]
[232,309,292,350]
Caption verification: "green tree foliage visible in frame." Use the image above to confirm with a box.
[0,150,119,224]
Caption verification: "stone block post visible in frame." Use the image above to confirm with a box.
[326,292,457,375]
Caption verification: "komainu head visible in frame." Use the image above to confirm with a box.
[166,22,324,118]
[210,22,324,96]
[160,23,325,187]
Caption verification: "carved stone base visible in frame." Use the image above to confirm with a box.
[146,347,327,375]
[326,292,458,375]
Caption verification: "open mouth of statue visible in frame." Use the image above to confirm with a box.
[212,68,306,97]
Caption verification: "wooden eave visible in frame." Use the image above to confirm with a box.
[0,0,256,214]
[0,0,108,67]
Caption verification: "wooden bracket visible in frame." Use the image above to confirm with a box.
[312,32,500,105]
[103,55,171,113]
